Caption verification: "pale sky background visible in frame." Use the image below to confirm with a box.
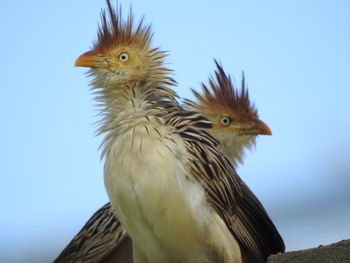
[1,0,350,262]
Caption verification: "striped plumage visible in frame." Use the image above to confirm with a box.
[54,203,130,263]
[59,1,284,262]
[54,64,275,263]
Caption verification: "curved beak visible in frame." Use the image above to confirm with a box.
[235,120,272,136]
[255,120,272,135]
[75,51,104,68]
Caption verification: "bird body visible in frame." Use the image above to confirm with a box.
[92,75,278,263]
[54,64,274,263]
[61,1,285,262]
[94,75,242,262]
[103,94,200,262]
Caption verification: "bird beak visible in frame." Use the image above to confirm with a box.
[75,51,104,68]
[236,120,272,136]
[254,120,272,135]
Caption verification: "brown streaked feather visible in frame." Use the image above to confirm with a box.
[93,0,152,53]
[163,108,285,262]
[188,60,258,121]
[54,203,128,263]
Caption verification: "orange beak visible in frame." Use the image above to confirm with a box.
[255,120,272,135]
[75,51,101,67]
[235,119,272,136]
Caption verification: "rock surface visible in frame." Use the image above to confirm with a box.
[267,239,350,263]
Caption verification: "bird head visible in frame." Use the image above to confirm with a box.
[186,61,271,165]
[75,0,173,87]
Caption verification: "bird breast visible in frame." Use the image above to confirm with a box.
[104,119,219,262]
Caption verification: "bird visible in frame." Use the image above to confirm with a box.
[70,1,284,262]
[54,63,273,263]
[185,61,272,167]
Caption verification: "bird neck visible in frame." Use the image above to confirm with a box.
[210,130,256,167]
[91,76,178,158]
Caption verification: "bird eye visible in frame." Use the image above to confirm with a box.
[220,116,231,126]
[118,53,129,62]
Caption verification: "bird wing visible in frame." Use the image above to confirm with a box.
[165,109,285,263]
[54,203,129,263]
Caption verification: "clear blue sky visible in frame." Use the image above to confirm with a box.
[1,1,350,262]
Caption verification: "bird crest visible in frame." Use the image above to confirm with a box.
[190,61,258,122]
[93,0,152,54]
[76,0,175,87]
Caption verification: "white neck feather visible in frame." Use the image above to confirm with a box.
[210,130,256,167]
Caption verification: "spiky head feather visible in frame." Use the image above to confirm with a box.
[185,61,271,165]
[76,0,175,86]
[191,60,258,123]
[93,2,152,54]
